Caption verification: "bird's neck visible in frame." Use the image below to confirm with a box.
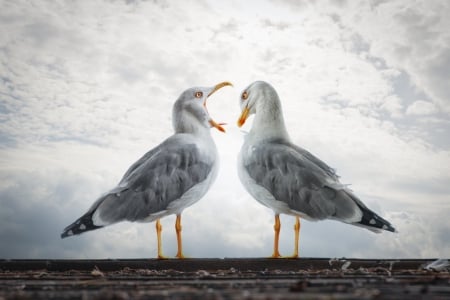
[249,97,290,142]
[173,114,211,136]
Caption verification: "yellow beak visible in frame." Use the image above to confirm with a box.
[237,106,250,127]
[206,81,233,133]
[208,81,233,97]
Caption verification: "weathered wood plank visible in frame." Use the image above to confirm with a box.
[0,258,435,272]
[0,259,448,300]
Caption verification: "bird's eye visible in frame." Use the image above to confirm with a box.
[194,91,203,98]
[242,91,248,100]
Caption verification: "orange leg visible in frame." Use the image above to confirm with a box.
[270,214,282,258]
[155,219,167,259]
[175,214,185,259]
[290,216,301,258]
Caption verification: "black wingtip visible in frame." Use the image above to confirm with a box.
[344,191,396,233]
[60,229,78,239]
[358,207,396,233]
[60,232,71,239]
[380,222,396,233]
[61,213,103,239]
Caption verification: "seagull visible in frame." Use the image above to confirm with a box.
[236,81,395,258]
[61,81,232,259]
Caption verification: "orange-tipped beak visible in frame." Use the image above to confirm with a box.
[237,106,250,127]
[205,81,232,133]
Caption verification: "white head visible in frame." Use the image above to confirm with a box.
[237,81,281,127]
[173,82,232,134]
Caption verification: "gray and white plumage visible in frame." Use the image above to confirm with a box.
[61,82,232,244]
[237,81,395,233]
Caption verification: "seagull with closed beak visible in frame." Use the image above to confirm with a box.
[237,81,395,258]
[61,82,232,259]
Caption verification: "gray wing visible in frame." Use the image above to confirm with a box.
[288,142,338,181]
[245,141,358,221]
[91,137,213,223]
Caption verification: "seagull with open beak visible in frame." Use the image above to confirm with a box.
[61,82,233,259]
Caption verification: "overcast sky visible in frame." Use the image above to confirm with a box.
[1,0,449,259]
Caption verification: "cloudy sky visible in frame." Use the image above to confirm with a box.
[1,0,449,259]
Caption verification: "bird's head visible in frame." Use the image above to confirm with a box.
[173,82,232,134]
[237,81,279,127]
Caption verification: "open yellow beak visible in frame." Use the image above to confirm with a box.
[208,81,233,97]
[206,81,233,133]
[237,106,250,128]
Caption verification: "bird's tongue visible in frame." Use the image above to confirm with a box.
[209,119,226,133]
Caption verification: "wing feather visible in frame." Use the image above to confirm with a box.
[90,137,213,224]
[244,141,358,220]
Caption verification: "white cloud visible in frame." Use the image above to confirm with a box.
[380,95,404,118]
[0,0,449,259]
[319,0,450,113]
[370,211,450,258]
[406,100,438,116]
